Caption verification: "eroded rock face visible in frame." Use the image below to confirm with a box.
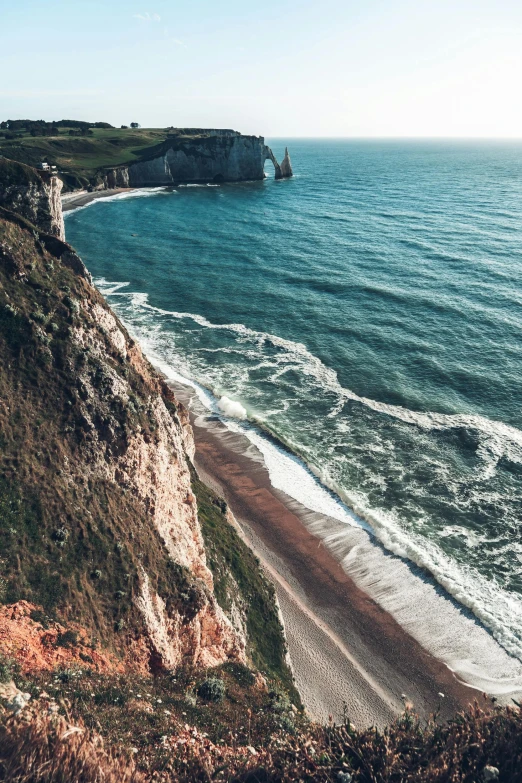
[128,133,269,185]
[137,570,244,671]
[69,293,247,670]
[0,203,246,674]
[105,167,130,189]
[0,602,121,674]
[263,145,293,180]
[96,132,293,186]
[280,147,293,178]
[0,159,65,240]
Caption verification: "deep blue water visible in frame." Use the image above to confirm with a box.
[65,139,522,660]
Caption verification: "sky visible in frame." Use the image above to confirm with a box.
[1,0,522,137]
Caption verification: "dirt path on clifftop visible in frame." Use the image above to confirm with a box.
[169,381,479,729]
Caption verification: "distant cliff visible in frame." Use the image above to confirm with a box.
[98,131,293,189]
[0,126,293,191]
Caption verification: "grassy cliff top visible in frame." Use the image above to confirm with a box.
[0,127,168,187]
[0,125,245,190]
[0,157,44,188]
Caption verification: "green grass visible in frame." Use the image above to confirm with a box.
[192,472,298,700]
[0,126,219,189]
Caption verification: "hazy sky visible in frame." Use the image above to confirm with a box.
[2,0,522,137]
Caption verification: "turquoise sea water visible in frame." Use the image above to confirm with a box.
[65,139,522,664]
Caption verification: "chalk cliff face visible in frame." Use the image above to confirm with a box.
[0,159,65,240]
[0,192,248,674]
[280,147,293,179]
[94,131,292,187]
[0,158,292,691]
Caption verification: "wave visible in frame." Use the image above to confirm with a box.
[95,277,522,666]
[63,187,169,217]
[177,183,220,188]
[96,279,522,474]
[116,319,522,695]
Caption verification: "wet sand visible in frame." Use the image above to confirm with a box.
[62,188,134,212]
[170,380,480,728]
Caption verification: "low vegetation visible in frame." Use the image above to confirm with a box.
[0,690,520,782]
[194,474,297,696]
[0,118,226,190]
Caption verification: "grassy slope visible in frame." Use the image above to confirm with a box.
[193,474,296,696]
[0,127,218,189]
[0,128,167,188]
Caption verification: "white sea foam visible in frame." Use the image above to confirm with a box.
[178,183,220,188]
[137,341,522,698]
[106,287,522,473]
[94,278,522,689]
[63,187,169,217]
[218,395,247,419]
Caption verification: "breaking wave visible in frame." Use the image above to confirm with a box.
[63,187,170,216]
[95,277,522,665]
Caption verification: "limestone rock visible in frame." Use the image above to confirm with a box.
[0,681,31,715]
[0,159,64,240]
[97,132,293,186]
[280,147,293,178]
[264,145,293,180]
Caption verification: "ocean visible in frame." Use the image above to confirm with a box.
[64,139,522,690]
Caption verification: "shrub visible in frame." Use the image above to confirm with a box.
[197,677,226,703]
[269,690,291,715]
[0,653,19,684]
[52,526,69,543]
[55,629,78,648]
[0,710,142,783]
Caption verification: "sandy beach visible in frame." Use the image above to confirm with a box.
[62,188,134,212]
[168,379,480,728]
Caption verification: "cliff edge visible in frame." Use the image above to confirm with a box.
[0,160,292,687]
[0,158,64,240]
[0,125,293,190]
[102,131,293,188]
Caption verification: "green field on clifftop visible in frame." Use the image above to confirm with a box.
[0,125,210,189]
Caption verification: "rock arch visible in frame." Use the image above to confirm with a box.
[264,146,293,179]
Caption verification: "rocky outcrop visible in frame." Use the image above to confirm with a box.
[265,147,283,180]
[0,205,246,674]
[0,602,121,674]
[0,158,65,240]
[0,158,295,691]
[280,147,293,179]
[105,167,130,189]
[265,146,293,181]
[91,131,293,187]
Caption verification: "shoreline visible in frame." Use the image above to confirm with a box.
[62,187,135,212]
[168,379,481,727]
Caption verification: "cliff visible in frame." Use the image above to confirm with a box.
[101,131,292,187]
[280,146,293,179]
[0,158,64,240]
[0,125,292,191]
[0,161,291,687]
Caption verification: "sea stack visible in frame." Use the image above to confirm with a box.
[280,146,293,178]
